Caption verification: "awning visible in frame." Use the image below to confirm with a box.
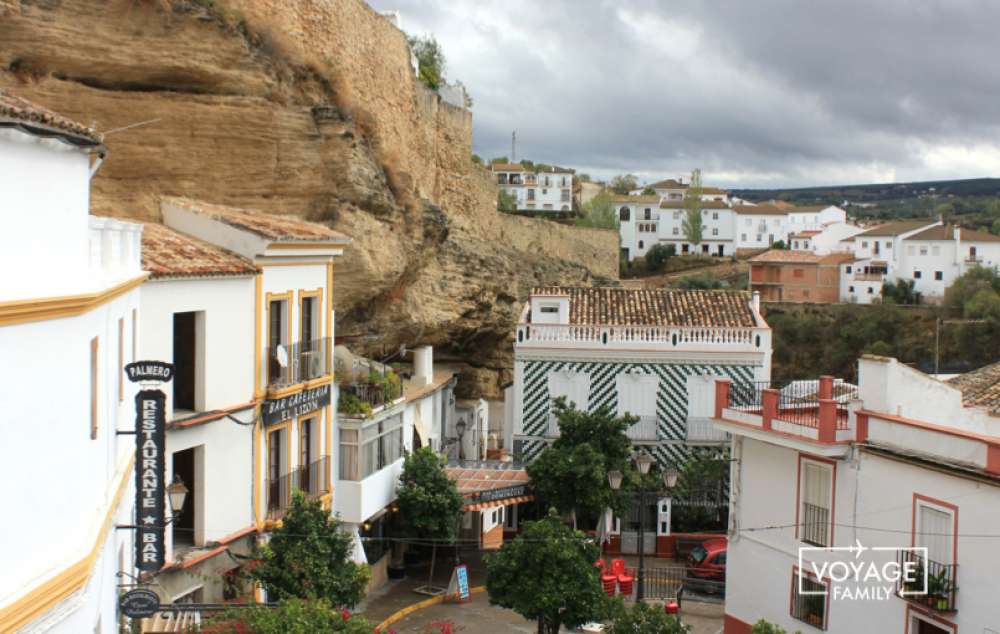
[463,494,535,512]
[412,405,429,446]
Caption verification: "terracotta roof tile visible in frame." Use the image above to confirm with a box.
[791,230,821,238]
[0,89,102,146]
[905,224,1000,243]
[947,361,1000,415]
[141,223,258,279]
[749,250,822,264]
[732,204,789,216]
[659,199,730,210]
[853,220,936,238]
[529,287,758,327]
[445,465,530,495]
[162,197,350,243]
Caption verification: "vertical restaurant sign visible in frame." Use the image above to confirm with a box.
[135,389,166,572]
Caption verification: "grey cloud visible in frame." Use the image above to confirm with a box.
[369,0,1000,187]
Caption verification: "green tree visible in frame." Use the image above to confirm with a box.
[578,173,592,183]
[251,491,370,606]
[881,279,920,304]
[471,154,482,164]
[526,399,634,528]
[609,174,639,195]
[520,159,535,170]
[751,620,801,634]
[682,168,704,245]
[486,510,610,634]
[608,601,690,634]
[771,239,787,250]
[209,599,373,634]
[490,156,510,164]
[992,218,1000,236]
[498,189,518,212]
[396,447,464,590]
[675,272,722,289]
[576,191,618,229]
[669,452,730,532]
[645,243,676,272]
[642,187,657,195]
[407,35,446,90]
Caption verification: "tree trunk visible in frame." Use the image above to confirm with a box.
[428,543,438,588]
[537,617,545,634]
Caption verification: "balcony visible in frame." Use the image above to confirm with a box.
[897,550,958,613]
[545,413,658,441]
[515,323,771,354]
[265,456,331,519]
[854,272,886,281]
[266,338,331,389]
[338,376,404,419]
[800,502,830,547]
[965,255,983,264]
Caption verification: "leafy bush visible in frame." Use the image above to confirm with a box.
[337,392,372,418]
[209,600,374,634]
[498,189,518,212]
[771,239,787,250]
[675,273,723,289]
[407,35,445,90]
[881,279,920,304]
[608,601,690,634]
[609,174,639,194]
[576,191,618,229]
[645,243,676,272]
[751,620,801,634]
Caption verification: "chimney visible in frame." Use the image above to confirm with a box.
[752,291,761,314]
[413,346,433,387]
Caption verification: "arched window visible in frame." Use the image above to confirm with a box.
[619,206,630,221]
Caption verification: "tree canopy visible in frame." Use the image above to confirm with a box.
[486,510,610,634]
[396,447,464,540]
[609,174,639,195]
[645,243,676,272]
[497,189,518,212]
[526,399,635,527]
[576,191,618,229]
[250,491,369,607]
[209,600,374,634]
[682,168,704,245]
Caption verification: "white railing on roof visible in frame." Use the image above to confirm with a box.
[515,323,770,352]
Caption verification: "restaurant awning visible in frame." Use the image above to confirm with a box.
[444,462,533,512]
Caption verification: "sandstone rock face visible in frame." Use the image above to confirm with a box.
[0,0,617,398]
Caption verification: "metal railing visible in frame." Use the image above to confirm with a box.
[729,381,770,412]
[897,550,958,613]
[341,380,402,410]
[800,502,830,547]
[266,338,330,388]
[791,573,827,629]
[625,415,659,441]
[776,382,823,426]
[266,456,331,519]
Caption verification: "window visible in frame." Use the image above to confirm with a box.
[741,233,747,241]
[934,271,943,281]
[712,212,719,220]
[174,311,201,411]
[793,269,804,278]
[619,206,630,221]
[867,287,874,294]
[672,227,679,235]
[561,189,570,202]
[848,286,855,293]
[118,317,124,402]
[756,234,762,242]
[547,371,591,435]
[702,244,709,253]
[90,336,99,440]
[793,241,799,249]
[267,298,288,384]
[969,246,978,257]
[931,245,940,256]
[862,241,868,248]
[300,294,319,344]
[791,568,828,630]
[542,188,548,195]
[914,270,922,279]
[527,189,536,201]
[638,240,644,249]
[914,497,956,567]
[846,265,852,274]
[885,241,892,250]
[339,415,404,480]
[682,244,690,254]
[920,246,928,256]
[798,458,833,547]
[712,228,719,236]
[644,208,652,220]
[540,305,558,314]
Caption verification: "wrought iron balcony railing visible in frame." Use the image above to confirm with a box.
[897,549,958,613]
[266,338,330,389]
[265,456,331,519]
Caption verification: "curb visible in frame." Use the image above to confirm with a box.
[375,586,486,631]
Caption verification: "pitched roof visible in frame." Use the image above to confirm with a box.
[904,224,1000,243]
[0,89,102,146]
[490,163,524,172]
[732,204,788,216]
[947,361,1000,415]
[162,197,350,243]
[786,205,831,213]
[445,464,531,496]
[530,287,758,327]
[820,252,860,265]
[646,179,685,190]
[141,223,258,279]
[853,220,936,238]
[750,250,822,264]
[610,195,661,204]
[659,199,730,210]
[791,230,821,238]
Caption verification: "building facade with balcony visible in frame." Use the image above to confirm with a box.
[152,198,350,580]
[0,92,145,632]
[749,250,855,303]
[509,287,772,468]
[840,220,938,304]
[712,357,1000,634]
[138,219,261,604]
[897,224,1000,302]
[333,345,457,585]
[656,199,736,257]
[491,163,574,212]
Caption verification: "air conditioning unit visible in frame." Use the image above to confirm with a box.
[301,351,324,379]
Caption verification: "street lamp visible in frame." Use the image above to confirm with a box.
[167,475,189,520]
[608,451,678,602]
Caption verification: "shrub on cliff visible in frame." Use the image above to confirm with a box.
[407,35,446,90]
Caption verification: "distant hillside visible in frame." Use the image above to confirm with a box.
[731,177,1000,205]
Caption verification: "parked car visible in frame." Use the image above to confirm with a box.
[684,537,727,594]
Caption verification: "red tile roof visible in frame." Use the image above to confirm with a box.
[0,89,102,146]
[162,197,350,243]
[732,204,789,216]
[445,465,530,496]
[141,223,258,279]
[853,220,936,237]
[905,224,1000,243]
[749,250,822,264]
[948,361,1000,415]
[660,199,730,210]
[530,287,758,327]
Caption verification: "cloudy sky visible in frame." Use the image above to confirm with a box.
[369,0,1000,189]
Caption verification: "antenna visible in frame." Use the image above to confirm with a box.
[511,130,516,162]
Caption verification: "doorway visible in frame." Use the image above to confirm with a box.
[173,312,197,411]
[172,448,197,551]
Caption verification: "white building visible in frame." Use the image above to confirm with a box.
[657,199,736,257]
[898,224,1000,301]
[790,222,864,255]
[712,356,1000,634]
[733,204,791,249]
[0,91,145,632]
[785,205,848,234]
[614,195,662,261]
[138,219,261,604]
[333,345,456,584]
[839,220,939,304]
[492,163,574,212]
[629,178,730,204]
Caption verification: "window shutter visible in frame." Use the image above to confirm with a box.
[918,505,952,565]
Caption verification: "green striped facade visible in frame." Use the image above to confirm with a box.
[517,360,757,465]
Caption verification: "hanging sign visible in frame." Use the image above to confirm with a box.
[262,384,331,425]
[135,389,167,572]
[120,588,160,618]
[472,484,529,504]
[125,360,174,383]
[447,564,471,603]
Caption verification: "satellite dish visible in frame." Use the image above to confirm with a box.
[399,344,407,357]
[276,344,289,368]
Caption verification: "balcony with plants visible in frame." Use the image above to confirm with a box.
[897,549,958,613]
[337,366,404,420]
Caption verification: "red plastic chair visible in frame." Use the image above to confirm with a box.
[594,559,606,573]
[601,574,618,596]
[617,574,634,597]
[610,559,626,577]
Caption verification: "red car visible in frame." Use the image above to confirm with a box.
[685,538,727,593]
